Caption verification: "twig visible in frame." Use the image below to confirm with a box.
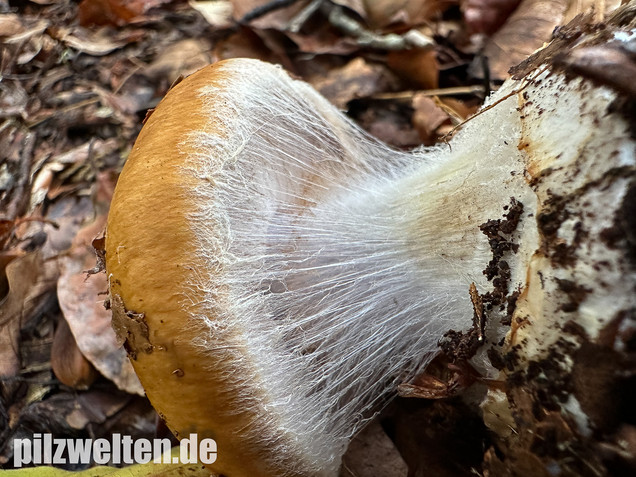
[5,131,36,220]
[239,0,303,24]
[287,0,323,32]
[324,4,434,50]
[442,65,549,141]
[372,85,490,101]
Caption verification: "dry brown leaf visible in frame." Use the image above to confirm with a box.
[476,0,570,79]
[0,251,21,301]
[214,27,293,66]
[0,14,24,37]
[55,173,143,395]
[188,0,234,28]
[286,26,360,55]
[52,172,143,394]
[479,0,623,80]
[310,57,401,109]
[70,390,132,429]
[462,0,522,34]
[2,18,48,45]
[146,38,213,84]
[78,0,139,26]
[58,28,128,56]
[57,211,143,395]
[231,0,308,29]
[0,252,58,384]
[387,48,439,90]
[50,316,98,390]
[78,0,174,27]
[363,0,457,28]
[412,94,451,144]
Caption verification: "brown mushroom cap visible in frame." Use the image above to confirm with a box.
[106,61,310,477]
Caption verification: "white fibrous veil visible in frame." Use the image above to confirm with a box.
[177,59,529,475]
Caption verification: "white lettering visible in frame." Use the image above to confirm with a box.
[43,433,52,464]
[53,439,66,464]
[92,438,110,465]
[134,439,152,464]
[66,438,92,464]
[33,433,41,465]
[13,439,31,467]
[199,438,217,464]
[111,433,121,464]
[153,438,172,463]
[179,434,197,464]
[11,433,218,467]
[121,434,134,464]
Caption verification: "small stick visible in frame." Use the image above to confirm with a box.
[442,65,549,140]
[238,0,302,24]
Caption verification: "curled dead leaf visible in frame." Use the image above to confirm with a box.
[50,317,98,390]
[474,0,571,79]
[189,0,234,28]
[363,0,457,28]
[387,48,439,90]
[0,252,58,391]
[0,14,25,37]
[58,27,129,56]
[474,0,623,79]
[412,94,452,144]
[462,0,522,35]
[310,57,401,109]
[57,214,143,395]
[78,0,174,27]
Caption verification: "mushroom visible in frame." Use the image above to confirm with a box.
[105,11,636,477]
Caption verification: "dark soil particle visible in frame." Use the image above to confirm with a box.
[439,327,483,362]
[536,191,592,267]
[600,179,636,265]
[439,199,524,366]
[504,344,522,371]
[506,339,578,420]
[479,198,523,282]
[487,346,506,371]
[504,289,521,325]
[492,316,636,477]
[536,193,568,239]
[556,278,592,313]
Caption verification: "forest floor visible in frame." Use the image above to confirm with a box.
[0,0,620,475]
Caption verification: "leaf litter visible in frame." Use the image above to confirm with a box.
[0,0,625,474]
